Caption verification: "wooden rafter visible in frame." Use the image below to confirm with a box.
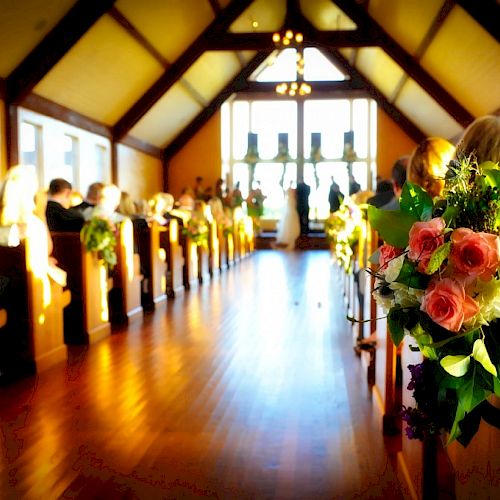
[113,0,254,141]
[325,48,426,144]
[242,80,365,93]
[455,0,500,43]
[206,31,377,50]
[6,0,115,105]
[163,51,271,163]
[331,0,474,127]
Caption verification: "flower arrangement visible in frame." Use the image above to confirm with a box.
[182,217,209,247]
[80,217,117,270]
[368,157,500,446]
[324,201,363,271]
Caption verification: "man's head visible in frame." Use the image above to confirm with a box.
[86,182,104,204]
[392,156,409,197]
[48,178,73,208]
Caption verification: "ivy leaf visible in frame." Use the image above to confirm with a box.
[394,259,429,289]
[368,206,418,248]
[426,241,451,275]
[446,402,466,445]
[494,377,500,397]
[482,167,500,188]
[472,338,498,377]
[387,308,407,347]
[440,354,471,377]
[458,365,486,414]
[442,205,458,226]
[400,182,434,221]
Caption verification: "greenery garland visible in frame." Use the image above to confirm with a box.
[80,217,117,270]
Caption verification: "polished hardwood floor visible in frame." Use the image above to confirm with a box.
[0,250,402,499]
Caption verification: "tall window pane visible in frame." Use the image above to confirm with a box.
[20,122,42,185]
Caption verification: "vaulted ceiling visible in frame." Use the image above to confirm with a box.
[1,0,499,161]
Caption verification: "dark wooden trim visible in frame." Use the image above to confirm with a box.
[332,0,474,127]
[163,51,271,162]
[6,0,115,105]
[6,104,19,167]
[21,93,112,138]
[205,30,377,50]
[455,0,500,43]
[111,141,118,185]
[234,89,368,101]
[326,48,426,144]
[108,6,169,68]
[120,135,162,158]
[162,158,169,193]
[243,80,365,93]
[0,78,5,100]
[208,0,221,16]
[113,0,254,141]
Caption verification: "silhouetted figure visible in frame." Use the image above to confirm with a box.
[296,178,310,234]
[46,178,84,232]
[328,178,344,213]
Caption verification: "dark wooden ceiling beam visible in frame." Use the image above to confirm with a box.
[6,0,115,105]
[243,80,365,93]
[332,0,474,127]
[455,0,500,43]
[324,48,426,144]
[113,0,254,142]
[163,51,271,162]
[206,30,377,50]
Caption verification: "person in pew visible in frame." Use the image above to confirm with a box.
[73,182,104,213]
[455,114,500,164]
[0,166,67,381]
[46,178,84,232]
[178,187,195,211]
[367,179,394,208]
[380,156,409,211]
[83,184,125,224]
[407,137,455,198]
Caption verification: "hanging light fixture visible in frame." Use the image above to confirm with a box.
[272,29,311,97]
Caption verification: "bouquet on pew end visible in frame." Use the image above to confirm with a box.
[182,217,209,248]
[81,216,117,270]
[324,201,363,271]
[368,157,500,446]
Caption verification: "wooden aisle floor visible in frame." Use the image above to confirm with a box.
[0,250,403,499]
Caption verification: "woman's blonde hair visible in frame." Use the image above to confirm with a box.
[456,115,500,164]
[118,191,136,216]
[408,137,455,198]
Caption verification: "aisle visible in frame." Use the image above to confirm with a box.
[0,250,402,499]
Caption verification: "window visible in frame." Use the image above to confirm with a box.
[20,122,42,186]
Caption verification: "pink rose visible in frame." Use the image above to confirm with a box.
[408,218,445,273]
[450,228,500,282]
[379,244,403,271]
[421,278,479,332]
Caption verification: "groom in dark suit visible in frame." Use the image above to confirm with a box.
[296,178,310,234]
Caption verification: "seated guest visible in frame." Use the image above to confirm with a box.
[456,115,500,163]
[46,178,84,232]
[381,156,409,210]
[73,182,104,212]
[408,137,455,198]
[367,179,394,208]
[178,187,195,211]
[84,184,124,224]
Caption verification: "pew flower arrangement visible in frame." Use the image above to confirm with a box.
[80,216,117,270]
[369,157,500,446]
[324,201,363,271]
[182,217,209,248]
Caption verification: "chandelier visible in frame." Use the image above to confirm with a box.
[272,29,312,97]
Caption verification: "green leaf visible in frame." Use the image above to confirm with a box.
[400,182,434,221]
[472,338,498,377]
[442,205,458,226]
[482,167,500,188]
[446,402,466,445]
[440,355,471,377]
[394,259,429,289]
[367,206,418,248]
[387,308,406,347]
[426,241,451,275]
[458,365,486,414]
[494,377,500,397]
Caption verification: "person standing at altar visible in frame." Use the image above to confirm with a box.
[328,177,344,213]
[296,177,310,234]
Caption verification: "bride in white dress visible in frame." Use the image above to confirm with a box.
[275,185,301,249]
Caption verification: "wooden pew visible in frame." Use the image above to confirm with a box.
[109,218,143,324]
[244,215,255,254]
[51,232,111,344]
[0,309,6,328]
[183,234,199,289]
[164,218,184,297]
[208,220,219,276]
[0,242,69,373]
[134,220,168,310]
